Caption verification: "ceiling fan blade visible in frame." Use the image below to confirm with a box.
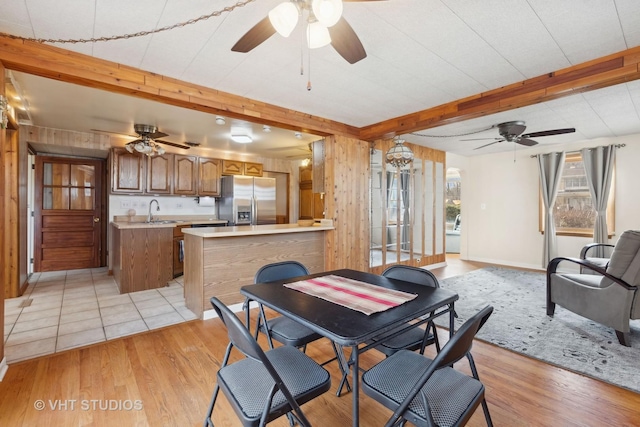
[516,138,538,147]
[90,129,137,139]
[474,140,504,150]
[148,131,168,139]
[461,137,501,141]
[231,16,277,53]
[521,128,576,138]
[155,140,191,150]
[329,17,367,64]
[128,139,143,144]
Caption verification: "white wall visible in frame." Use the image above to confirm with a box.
[447,133,640,271]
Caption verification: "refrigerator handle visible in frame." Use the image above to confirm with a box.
[251,196,257,225]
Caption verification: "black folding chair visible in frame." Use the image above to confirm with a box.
[204,297,331,427]
[362,305,494,427]
[251,261,323,350]
[248,260,351,395]
[373,265,442,356]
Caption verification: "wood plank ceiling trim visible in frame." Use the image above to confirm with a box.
[359,46,640,141]
[0,36,360,139]
[1,35,640,143]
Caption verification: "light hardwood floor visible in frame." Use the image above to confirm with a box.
[1,258,639,426]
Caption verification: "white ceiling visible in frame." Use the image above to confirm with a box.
[1,0,640,157]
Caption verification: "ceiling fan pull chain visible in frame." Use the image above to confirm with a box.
[307,45,312,91]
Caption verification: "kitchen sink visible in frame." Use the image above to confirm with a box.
[145,220,178,224]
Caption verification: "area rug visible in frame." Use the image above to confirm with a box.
[437,267,640,394]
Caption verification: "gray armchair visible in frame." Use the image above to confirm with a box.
[547,230,640,346]
[579,242,615,274]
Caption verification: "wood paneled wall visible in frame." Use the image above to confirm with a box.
[324,135,371,271]
[0,60,5,364]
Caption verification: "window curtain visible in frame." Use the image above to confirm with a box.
[537,152,566,267]
[400,170,411,250]
[581,145,616,257]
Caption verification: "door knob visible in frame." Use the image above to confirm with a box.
[94,217,100,223]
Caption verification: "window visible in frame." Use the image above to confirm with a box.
[540,152,615,236]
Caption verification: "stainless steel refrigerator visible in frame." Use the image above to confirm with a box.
[218,176,276,225]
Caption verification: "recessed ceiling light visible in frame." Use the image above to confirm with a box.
[215,116,226,125]
[295,132,302,139]
[231,134,252,143]
[263,125,271,132]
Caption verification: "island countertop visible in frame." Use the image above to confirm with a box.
[182,223,334,238]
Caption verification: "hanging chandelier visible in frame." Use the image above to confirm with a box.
[124,137,166,157]
[385,138,414,168]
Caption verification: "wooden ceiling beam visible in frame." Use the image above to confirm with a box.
[0,35,360,139]
[359,46,640,141]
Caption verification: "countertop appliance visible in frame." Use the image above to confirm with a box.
[218,176,276,226]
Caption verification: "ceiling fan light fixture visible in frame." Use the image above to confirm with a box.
[312,0,343,27]
[231,134,253,144]
[307,21,331,49]
[269,2,299,37]
[125,143,134,153]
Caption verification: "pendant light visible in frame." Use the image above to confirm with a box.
[385,138,414,168]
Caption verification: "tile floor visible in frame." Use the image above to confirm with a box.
[3,268,197,364]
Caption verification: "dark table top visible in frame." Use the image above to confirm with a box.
[241,268,458,346]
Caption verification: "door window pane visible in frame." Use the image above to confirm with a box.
[70,164,95,187]
[43,163,70,186]
[44,187,70,209]
[70,188,94,210]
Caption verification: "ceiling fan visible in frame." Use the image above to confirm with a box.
[94,124,191,156]
[467,121,576,150]
[231,0,384,64]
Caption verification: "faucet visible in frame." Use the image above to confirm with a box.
[148,199,160,222]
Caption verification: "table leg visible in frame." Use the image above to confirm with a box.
[351,344,359,427]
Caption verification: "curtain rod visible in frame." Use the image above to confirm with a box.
[530,143,626,158]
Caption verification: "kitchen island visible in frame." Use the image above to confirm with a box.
[182,223,334,318]
[110,217,227,293]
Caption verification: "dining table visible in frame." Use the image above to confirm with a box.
[240,268,458,427]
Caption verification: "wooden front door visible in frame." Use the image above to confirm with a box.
[34,156,105,272]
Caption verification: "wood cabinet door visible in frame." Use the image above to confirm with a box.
[244,162,263,177]
[222,159,243,175]
[199,157,221,196]
[313,192,324,219]
[299,181,313,219]
[147,154,173,194]
[112,148,144,193]
[174,155,198,195]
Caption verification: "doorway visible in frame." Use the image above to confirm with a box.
[445,168,461,254]
[33,155,107,271]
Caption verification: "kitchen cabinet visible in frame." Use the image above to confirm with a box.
[147,153,173,194]
[221,160,263,177]
[299,165,324,219]
[174,155,198,195]
[244,162,263,177]
[222,159,243,175]
[198,157,221,196]
[111,148,145,193]
[111,225,173,293]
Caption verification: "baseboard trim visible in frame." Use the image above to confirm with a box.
[465,257,545,272]
[202,300,259,320]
